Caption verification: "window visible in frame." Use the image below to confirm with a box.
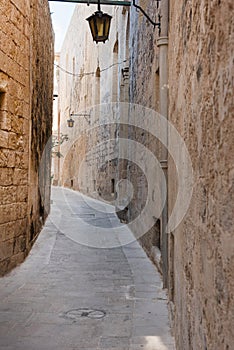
[112,40,118,102]
[111,178,115,194]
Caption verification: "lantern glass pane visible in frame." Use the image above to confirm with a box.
[104,15,111,39]
[90,18,96,37]
[96,17,104,37]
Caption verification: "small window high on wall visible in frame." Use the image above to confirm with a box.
[111,178,115,194]
[112,40,118,102]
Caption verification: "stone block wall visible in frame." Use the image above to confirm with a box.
[29,0,54,244]
[168,0,234,348]
[0,0,54,275]
[127,0,162,262]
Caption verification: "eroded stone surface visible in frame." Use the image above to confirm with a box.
[167,1,234,349]
[0,0,54,275]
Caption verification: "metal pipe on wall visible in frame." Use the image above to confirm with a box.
[157,0,169,288]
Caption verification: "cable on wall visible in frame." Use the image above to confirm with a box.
[54,58,129,77]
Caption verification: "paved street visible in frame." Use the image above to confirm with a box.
[0,187,175,350]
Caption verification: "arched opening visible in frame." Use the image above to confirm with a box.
[95,66,101,106]
[112,39,119,102]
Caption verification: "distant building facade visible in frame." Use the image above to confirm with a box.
[0,0,54,275]
[54,4,130,203]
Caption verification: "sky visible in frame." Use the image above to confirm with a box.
[49,1,77,52]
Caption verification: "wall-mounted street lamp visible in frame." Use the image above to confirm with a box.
[86,0,112,43]
[67,110,91,127]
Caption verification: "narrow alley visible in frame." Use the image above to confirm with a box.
[0,187,175,350]
[1,0,233,349]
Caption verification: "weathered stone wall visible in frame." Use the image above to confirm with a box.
[29,0,54,245]
[0,0,54,275]
[127,0,162,264]
[168,0,234,348]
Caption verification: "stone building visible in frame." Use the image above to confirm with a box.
[54,4,130,202]
[55,0,233,349]
[167,1,234,348]
[0,0,54,275]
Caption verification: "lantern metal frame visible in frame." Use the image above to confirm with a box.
[86,0,112,43]
[67,117,75,127]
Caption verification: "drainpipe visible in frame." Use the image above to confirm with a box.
[157,0,169,288]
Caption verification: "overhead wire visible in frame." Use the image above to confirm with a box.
[54,58,129,77]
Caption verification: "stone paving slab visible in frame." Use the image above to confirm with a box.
[0,187,175,349]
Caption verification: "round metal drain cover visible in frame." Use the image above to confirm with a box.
[62,308,106,321]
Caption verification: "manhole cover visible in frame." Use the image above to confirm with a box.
[61,308,106,321]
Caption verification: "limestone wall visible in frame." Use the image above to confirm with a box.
[168,0,234,348]
[0,0,54,275]
[127,0,162,269]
